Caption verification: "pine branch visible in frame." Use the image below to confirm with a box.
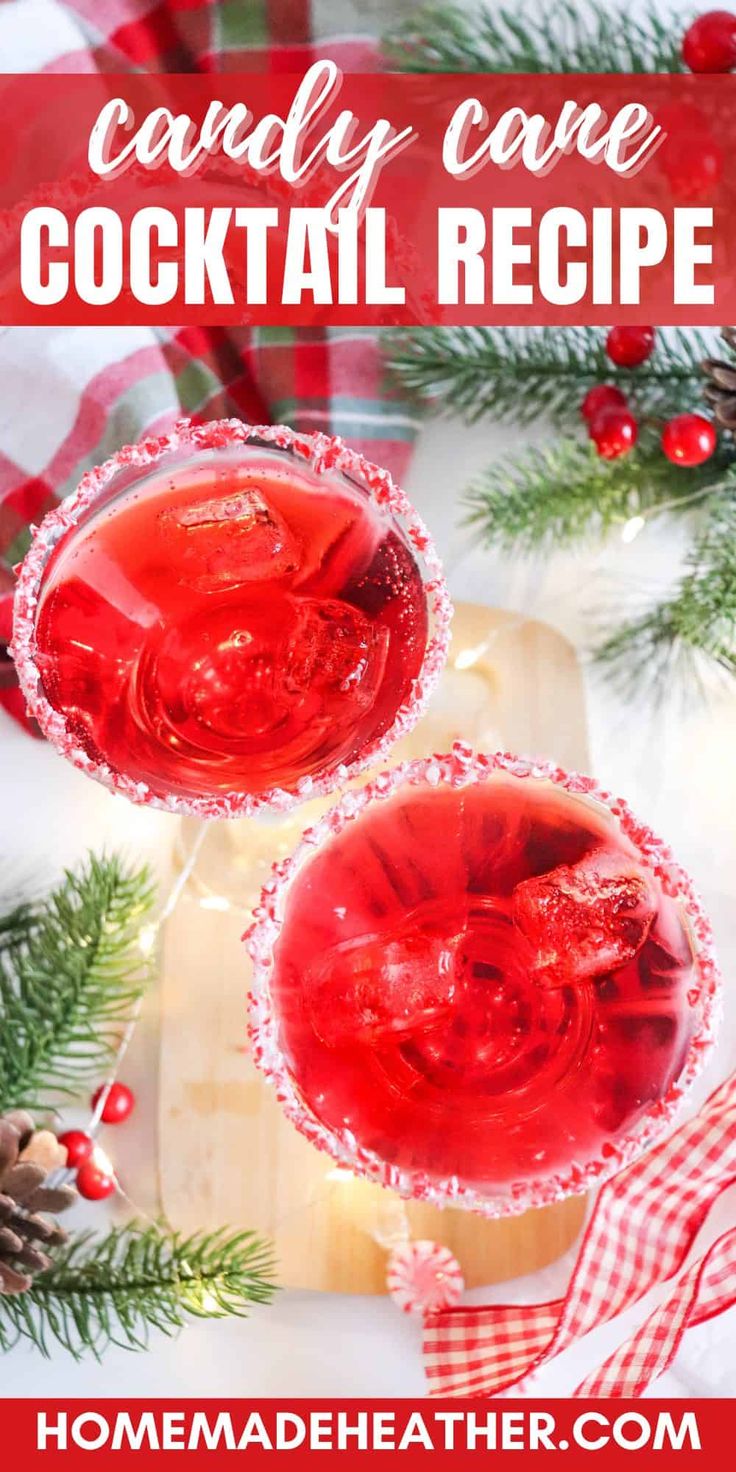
[0,855,155,1113]
[0,1222,277,1358]
[0,900,37,952]
[464,435,736,553]
[385,0,686,73]
[596,494,736,691]
[387,328,711,428]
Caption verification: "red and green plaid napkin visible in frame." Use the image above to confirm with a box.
[0,0,419,731]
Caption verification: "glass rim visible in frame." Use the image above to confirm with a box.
[246,743,721,1219]
[11,418,452,820]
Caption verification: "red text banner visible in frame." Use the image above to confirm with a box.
[0,1397,727,1467]
[0,69,734,325]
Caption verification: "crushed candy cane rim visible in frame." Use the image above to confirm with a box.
[246,743,722,1220]
[11,419,452,820]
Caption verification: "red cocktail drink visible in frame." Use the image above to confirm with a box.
[12,422,450,816]
[248,747,719,1216]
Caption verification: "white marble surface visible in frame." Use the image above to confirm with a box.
[2,404,736,1398]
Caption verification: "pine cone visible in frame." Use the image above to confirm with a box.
[0,1111,76,1295]
[701,327,736,431]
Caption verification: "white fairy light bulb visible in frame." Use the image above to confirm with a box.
[138,923,157,956]
[621,514,646,544]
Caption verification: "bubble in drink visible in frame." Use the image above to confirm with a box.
[251,759,716,1214]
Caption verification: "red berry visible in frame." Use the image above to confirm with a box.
[605,327,656,368]
[661,414,717,466]
[76,1160,117,1201]
[589,408,638,460]
[58,1129,94,1168]
[682,11,736,72]
[581,384,628,422]
[91,1081,135,1124]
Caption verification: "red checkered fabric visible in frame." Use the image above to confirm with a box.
[49,0,382,74]
[575,1224,736,1396]
[0,2,418,729]
[424,1075,736,1398]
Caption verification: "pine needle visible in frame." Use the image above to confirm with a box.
[0,855,155,1112]
[464,435,736,553]
[385,0,685,74]
[0,1222,277,1358]
[387,328,711,427]
[0,900,37,952]
[596,494,736,690]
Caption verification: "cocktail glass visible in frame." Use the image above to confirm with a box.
[11,419,450,820]
[247,744,720,1217]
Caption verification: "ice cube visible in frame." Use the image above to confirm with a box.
[172,491,271,529]
[304,920,459,1049]
[160,488,299,590]
[512,850,657,987]
[285,597,389,709]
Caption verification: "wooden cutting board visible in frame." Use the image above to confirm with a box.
[158,604,590,1292]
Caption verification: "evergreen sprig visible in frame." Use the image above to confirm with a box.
[387,328,710,427]
[464,434,736,552]
[385,0,685,73]
[596,494,736,689]
[0,899,36,952]
[0,855,155,1112]
[0,1222,277,1359]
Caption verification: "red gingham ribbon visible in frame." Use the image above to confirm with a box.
[575,1223,736,1396]
[424,1075,736,1398]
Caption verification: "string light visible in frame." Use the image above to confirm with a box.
[138,923,157,956]
[90,1144,115,1177]
[617,478,715,544]
[621,514,646,544]
[454,643,487,671]
[54,825,213,1200]
[325,1165,355,1182]
[370,1198,411,1252]
[199,894,232,911]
